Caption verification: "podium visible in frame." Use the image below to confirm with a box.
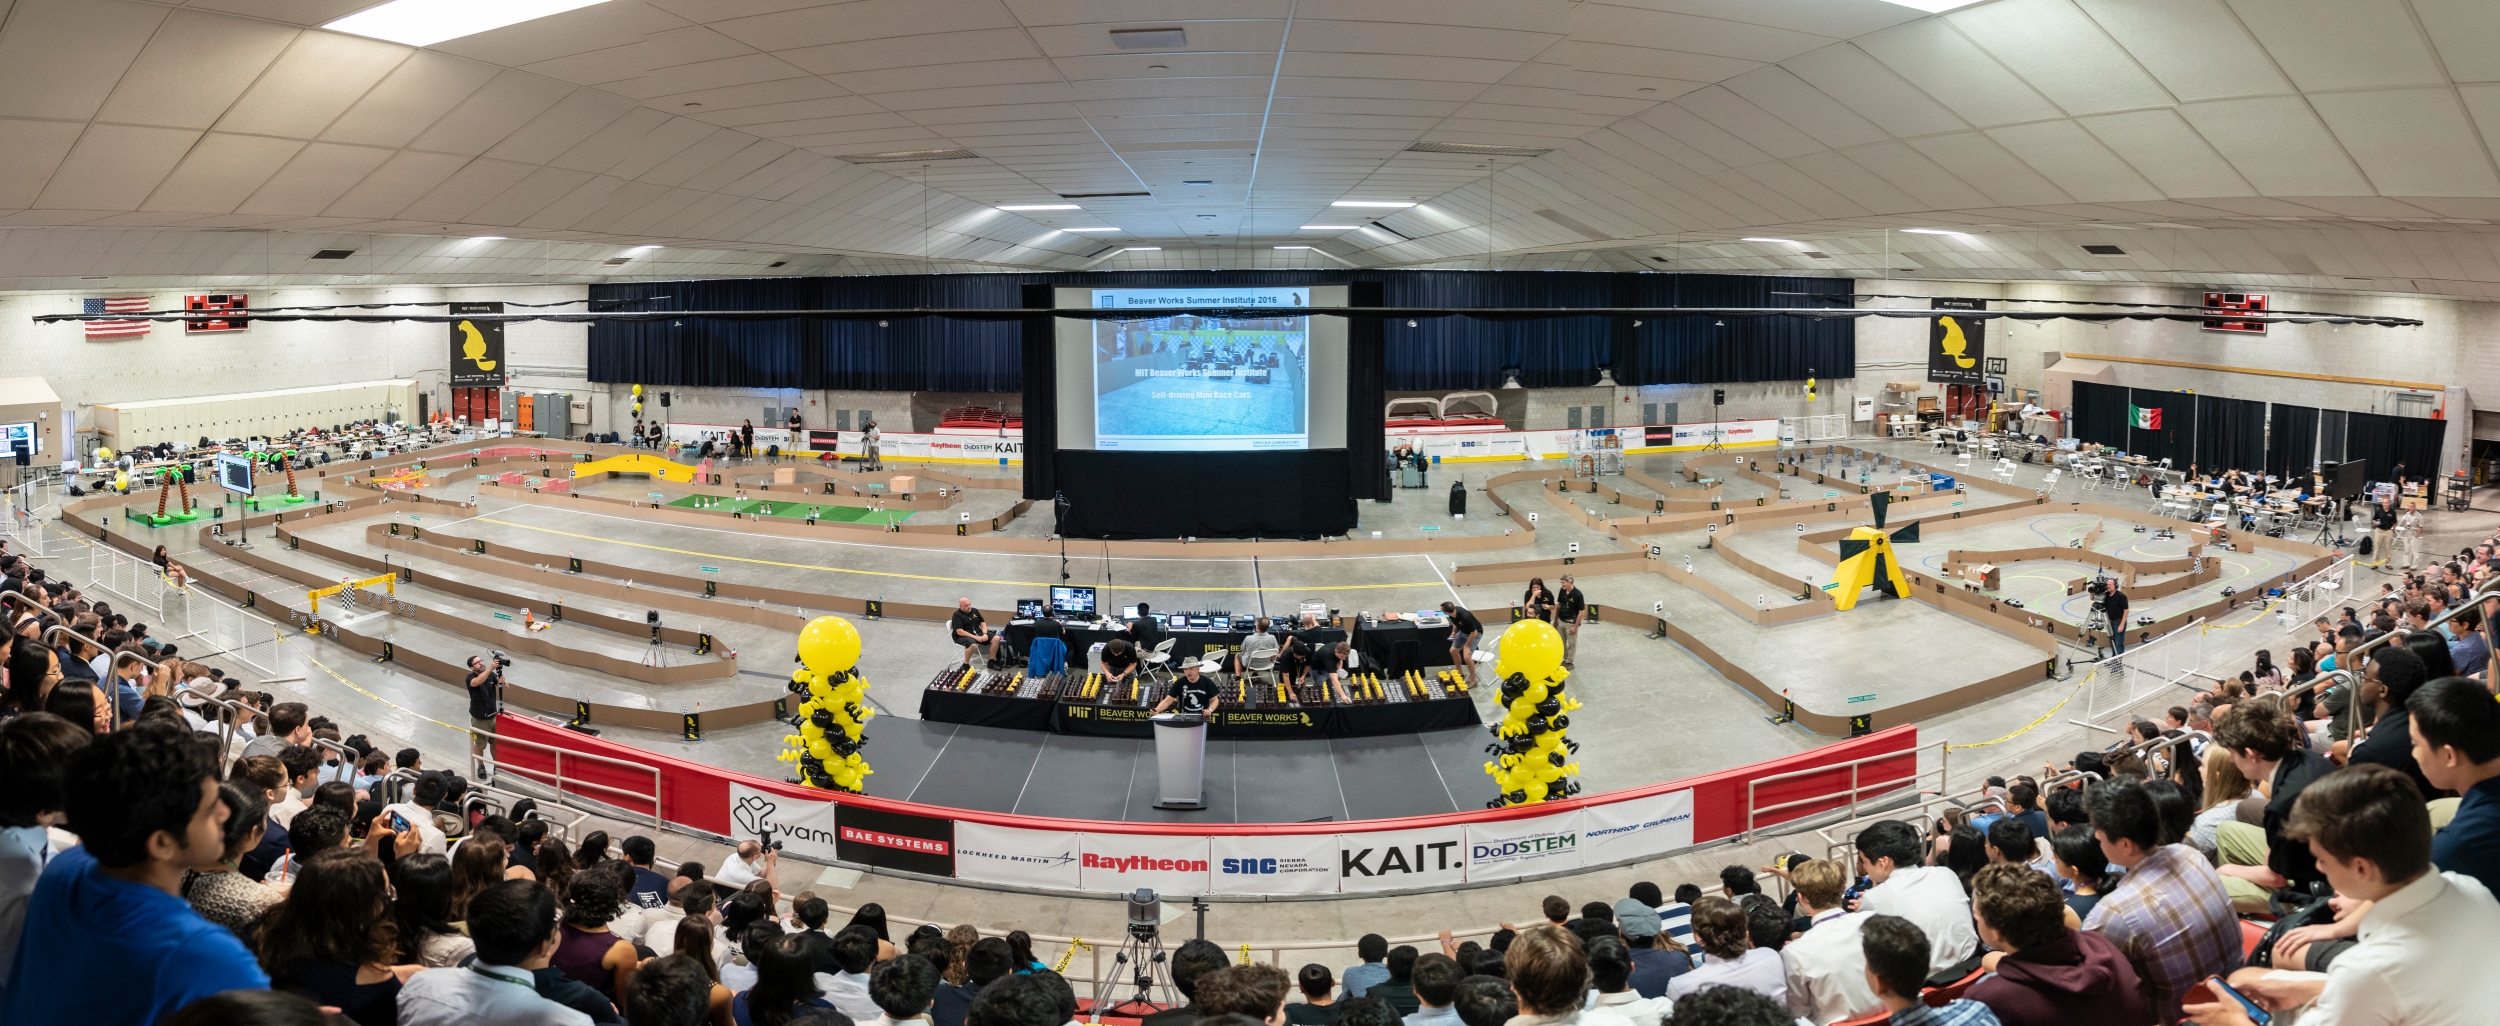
[1150,712,1208,810]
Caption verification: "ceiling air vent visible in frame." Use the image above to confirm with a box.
[1406,142,1554,158]
[1802,251,1832,259]
[603,257,632,265]
[2082,244,2126,255]
[1060,191,1153,199]
[1111,27,1186,49]
[310,249,356,260]
[835,148,980,164]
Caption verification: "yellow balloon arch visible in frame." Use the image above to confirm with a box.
[1480,619,1583,808]
[777,615,876,792]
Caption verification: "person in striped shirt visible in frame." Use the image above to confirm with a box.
[1632,882,1697,949]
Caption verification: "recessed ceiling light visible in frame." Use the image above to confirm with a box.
[1060,227,1121,232]
[1123,246,1161,251]
[1742,238,1799,244]
[1301,225,1358,231]
[469,236,506,241]
[999,204,1081,211]
[325,0,616,47]
[1275,246,1312,250]
[1332,201,1415,208]
[629,245,661,252]
[1873,0,1990,11]
[1900,228,1967,236]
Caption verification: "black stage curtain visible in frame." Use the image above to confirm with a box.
[1019,283,1057,501]
[2267,404,2319,480]
[2071,381,2130,449]
[1054,449,1355,539]
[2344,411,2445,485]
[2192,395,2266,474]
[2127,388,2193,465]
[1346,280,1387,501]
[588,271,1850,393]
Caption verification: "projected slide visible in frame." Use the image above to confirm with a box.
[1091,287,1309,451]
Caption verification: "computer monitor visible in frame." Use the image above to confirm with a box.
[1211,616,1231,630]
[1120,604,1139,620]
[1188,615,1212,629]
[1049,585,1097,615]
[1015,598,1047,619]
[1167,613,1189,629]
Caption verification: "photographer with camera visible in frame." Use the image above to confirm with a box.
[715,836,780,897]
[466,652,509,781]
[2089,580,2133,657]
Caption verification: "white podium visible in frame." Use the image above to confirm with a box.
[1150,712,1208,810]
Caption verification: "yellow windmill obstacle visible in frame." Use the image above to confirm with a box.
[308,573,398,616]
[571,453,697,483]
[1829,492,1919,611]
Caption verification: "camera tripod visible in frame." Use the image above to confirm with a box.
[1095,929,1174,1019]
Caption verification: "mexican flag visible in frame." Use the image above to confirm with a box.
[2130,405,2162,430]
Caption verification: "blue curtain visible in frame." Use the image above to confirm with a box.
[587,271,1854,392]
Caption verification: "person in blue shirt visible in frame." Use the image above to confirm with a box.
[619,836,670,910]
[2409,678,2500,893]
[1340,934,1390,998]
[1,720,270,1023]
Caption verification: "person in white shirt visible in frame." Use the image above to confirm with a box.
[268,747,320,832]
[868,950,943,1026]
[819,923,886,1021]
[1852,819,1978,974]
[1663,897,1786,1005]
[378,773,452,856]
[2186,763,2500,1026]
[1582,937,1670,1026]
[1779,858,1881,1025]
[714,839,776,893]
[397,880,592,1026]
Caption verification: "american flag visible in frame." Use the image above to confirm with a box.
[83,297,151,339]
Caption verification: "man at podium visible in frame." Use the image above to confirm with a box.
[1154,659,1223,716]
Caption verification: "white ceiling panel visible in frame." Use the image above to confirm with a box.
[1676,87,1826,160]
[1904,132,2076,207]
[143,133,307,213]
[319,51,504,150]
[2414,0,2500,83]
[36,124,200,210]
[2310,89,2500,198]
[2076,109,2254,198]
[1779,43,1968,139]
[1986,119,2162,203]
[1555,42,1765,85]
[2224,0,2446,92]
[428,0,646,67]
[1853,18,2063,129]
[1835,141,1994,210]
[405,72,579,156]
[1948,0,2172,115]
[234,142,396,216]
[219,31,412,139]
[2179,96,2376,196]
[95,10,300,131]
[322,150,471,219]
[0,119,87,209]
[0,0,166,122]
[1720,66,1887,151]
[484,89,643,165]
[521,45,646,89]
[710,0,1020,51]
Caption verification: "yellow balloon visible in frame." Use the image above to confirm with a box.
[808,739,833,760]
[98,448,114,460]
[631,384,644,396]
[1497,619,1566,679]
[1521,780,1547,802]
[796,616,862,674]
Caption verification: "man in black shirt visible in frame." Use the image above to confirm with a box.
[2098,582,2131,656]
[2212,700,2335,906]
[1129,601,1168,656]
[1155,659,1222,716]
[952,597,1000,667]
[1554,575,1588,669]
[1442,601,1482,686]
[465,655,501,779]
[2372,501,2396,560]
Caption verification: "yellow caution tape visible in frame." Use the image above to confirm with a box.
[1945,668,2095,751]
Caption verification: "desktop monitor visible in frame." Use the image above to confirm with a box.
[1016,598,1047,619]
[1167,613,1189,629]
[1188,615,1212,628]
[1049,585,1097,615]
[1211,616,1231,630]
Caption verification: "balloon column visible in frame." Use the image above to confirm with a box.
[631,384,644,421]
[1481,619,1582,808]
[776,616,875,792]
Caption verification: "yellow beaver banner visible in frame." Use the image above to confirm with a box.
[1927,296,1986,386]
[449,301,506,387]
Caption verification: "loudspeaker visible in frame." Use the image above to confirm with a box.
[1713,388,1725,406]
[659,391,671,407]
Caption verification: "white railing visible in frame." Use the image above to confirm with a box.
[169,587,285,677]
[4,505,45,557]
[481,729,665,830]
[86,541,167,618]
[2072,616,2210,741]
[1781,414,1851,443]
[2273,555,2353,637]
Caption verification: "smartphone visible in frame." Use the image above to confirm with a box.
[2209,977,2271,1026]
[389,812,410,834]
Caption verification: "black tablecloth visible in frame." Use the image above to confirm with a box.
[1001,622,1346,670]
[917,689,1480,739]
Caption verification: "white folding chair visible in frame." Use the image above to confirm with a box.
[1140,637,1179,683]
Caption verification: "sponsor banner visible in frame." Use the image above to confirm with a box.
[1077,833,1210,896]
[1210,832,1339,896]
[1464,808,1585,882]
[1928,297,1986,385]
[1337,825,1466,893]
[955,821,1082,891]
[1636,420,1781,450]
[1578,790,1697,867]
[664,423,792,451]
[727,784,841,862]
[835,803,955,877]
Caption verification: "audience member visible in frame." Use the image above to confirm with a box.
[1964,864,2145,1026]
[1860,915,1998,1026]
[1,721,268,1024]
[2080,777,2242,1024]
[622,835,671,909]
[626,954,718,1026]
[1403,953,1462,1026]
[2409,677,2500,890]
[1366,945,1420,1014]
[869,953,942,1026]
[1852,820,1978,974]
[1286,965,1339,1025]
[1447,977,1514,1026]
[0,712,86,994]
[820,924,884,1021]
[1500,925,1620,1026]
[1778,858,1879,1025]
[1608,898,1684,997]
[965,974,1058,1026]
[2212,700,2335,908]
[1196,964,1292,1023]
[1655,986,1791,1026]
[257,847,416,1026]
[1583,936,1667,1026]
[1141,939,1228,1026]
[738,933,835,1026]
[553,871,641,1005]
[400,870,589,1024]
[1664,896,1783,1004]
[2046,825,2109,922]
[2344,644,2438,800]
[1341,933,1391,999]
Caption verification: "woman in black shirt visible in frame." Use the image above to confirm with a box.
[1522,578,1556,624]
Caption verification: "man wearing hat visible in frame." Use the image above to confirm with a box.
[1613,898,1687,999]
[1154,657,1225,717]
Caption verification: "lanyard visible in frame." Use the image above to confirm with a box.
[471,964,535,989]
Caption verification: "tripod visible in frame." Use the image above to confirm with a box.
[642,621,670,668]
[1097,929,1173,1019]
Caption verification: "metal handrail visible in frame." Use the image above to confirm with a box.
[34,619,167,733]
[478,727,664,829]
[1813,793,2008,865]
[173,682,248,756]
[1744,739,1945,841]
[460,779,590,843]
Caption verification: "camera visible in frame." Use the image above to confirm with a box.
[760,827,783,852]
[491,650,511,669]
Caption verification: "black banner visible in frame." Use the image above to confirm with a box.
[1927,297,1985,385]
[834,804,955,877]
[449,302,506,386]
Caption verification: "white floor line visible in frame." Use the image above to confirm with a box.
[1424,553,1465,605]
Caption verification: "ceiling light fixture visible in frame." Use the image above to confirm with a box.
[1742,238,1799,244]
[1301,225,1357,231]
[1900,228,1968,236]
[1872,0,1990,12]
[1123,246,1161,251]
[1332,201,1416,208]
[628,245,661,252]
[998,204,1080,211]
[1275,246,1312,250]
[325,0,616,47]
[1060,227,1121,232]
[469,236,505,241]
